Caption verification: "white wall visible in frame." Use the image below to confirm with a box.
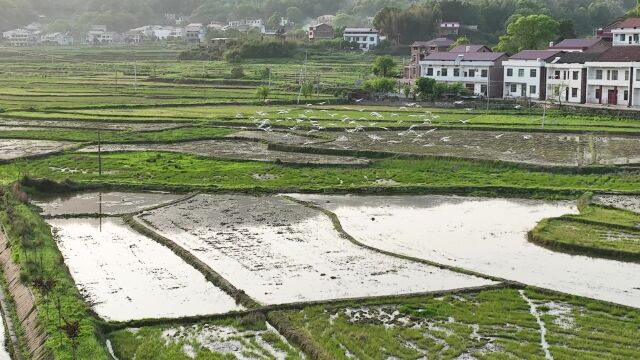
[343,32,379,51]
[585,63,633,106]
[503,60,545,100]
[612,29,640,46]
[546,64,584,104]
[419,61,493,95]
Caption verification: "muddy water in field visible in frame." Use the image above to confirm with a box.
[593,195,640,214]
[291,194,640,308]
[139,194,495,305]
[0,139,77,160]
[225,130,315,145]
[48,218,242,321]
[313,130,640,166]
[0,312,9,360]
[32,191,185,216]
[77,140,368,165]
[0,119,185,131]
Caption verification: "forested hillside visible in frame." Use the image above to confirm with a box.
[1,0,638,42]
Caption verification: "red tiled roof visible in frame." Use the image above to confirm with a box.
[616,18,640,29]
[449,44,491,53]
[595,46,640,62]
[509,50,562,61]
[423,52,507,61]
[550,38,602,50]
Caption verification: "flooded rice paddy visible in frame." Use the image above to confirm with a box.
[138,194,495,305]
[0,139,77,160]
[225,130,315,145]
[0,119,186,131]
[32,191,185,216]
[48,217,242,321]
[291,194,640,308]
[593,194,640,213]
[78,140,369,165]
[312,130,640,166]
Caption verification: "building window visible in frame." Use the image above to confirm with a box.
[595,88,601,99]
[442,68,448,76]
[572,88,578,97]
[510,84,517,93]
[518,69,525,77]
[370,37,374,41]
[573,71,579,80]
[530,85,537,94]
[481,69,488,78]
[469,69,476,77]
[624,90,629,101]
[607,70,618,81]
[481,84,487,95]
[530,69,537,77]
[454,68,460,77]
[426,68,433,76]
[625,70,630,81]
[554,71,561,80]
[507,68,513,76]
[621,34,626,42]
[596,70,603,80]
[637,69,640,80]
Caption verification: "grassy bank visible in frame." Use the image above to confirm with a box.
[108,314,302,360]
[272,287,640,360]
[530,203,640,262]
[0,186,108,359]
[0,152,638,195]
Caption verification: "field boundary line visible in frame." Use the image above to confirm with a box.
[123,214,260,309]
[283,195,512,284]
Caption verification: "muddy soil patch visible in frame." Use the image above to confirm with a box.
[77,140,369,166]
[225,130,316,145]
[138,194,494,305]
[310,130,640,166]
[0,139,77,160]
[593,195,640,213]
[0,119,185,132]
[31,191,185,217]
[48,218,242,321]
[291,194,640,309]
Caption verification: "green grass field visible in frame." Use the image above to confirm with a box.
[0,46,639,360]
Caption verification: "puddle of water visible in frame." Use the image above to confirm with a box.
[77,140,368,165]
[48,217,242,321]
[312,130,640,166]
[0,311,11,360]
[139,194,495,305]
[593,195,640,214]
[32,191,184,216]
[0,120,184,131]
[290,194,640,308]
[0,139,77,160]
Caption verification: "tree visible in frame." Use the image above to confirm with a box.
[286,7,303,24]
[451,35,471,49]
[267,12,283,29]
[496,14,560,53]
[372,56,397,78]
[363,78,396,93]
[415,77,436,100]
[256,86,271,100]
[402,84,412,99]
[556,18,577,42]
[230,66,245,79]
[301,82,314,99]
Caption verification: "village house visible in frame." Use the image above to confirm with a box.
[40,32,74,46]
[548,38,611,53]
[403,38,454,82]
[545,52,600,104]
[585,47,640,107]
[184,23,206,43]
[439,22,461,36]
[420,51,508,97]
[2,29,38,46]
[503,50,563,100]
[449,44,492,53]
[343,28,384,51]
[308,23,333,41]
[225,19,265,33]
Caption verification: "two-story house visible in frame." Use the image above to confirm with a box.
[343,28,384,51]
[545,52,601,104]
[403,38,454,83]
[585,47,640,107]
[503,50,563,100]
[548,38,611,53]
[420,51,508,97]
[184,23,206,43]
[308,23,333,41]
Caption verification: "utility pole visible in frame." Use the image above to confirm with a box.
[97,131,102,176]
[296,47,308,105]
